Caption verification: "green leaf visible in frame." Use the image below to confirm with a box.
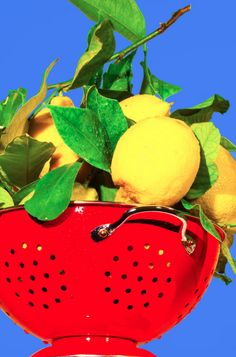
[221,242,236,274]
[221,136,236,152]
[0,135,55,188]
[171,94,230,125]
[1,59,58,148]
[181,198,222,241]
[103,51,136,92]
[13,180,38,205]
[186,123,220,199]
[87,87,128,151]
[140,48,181,100]
[0,88,27,128]
[214,272,232,285]
[49,105,112,171]
[67,20,115,90]
[88,66,104,87]
[0,187,14,208]
[98,89,132,102]
[0,167,15,195]
[100,185,117,202]
[68,0,146,42]
[25,162,82,221]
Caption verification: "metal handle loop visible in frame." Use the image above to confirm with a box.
[91,206,196,255]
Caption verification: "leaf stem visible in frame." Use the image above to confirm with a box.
[47,4,191,90]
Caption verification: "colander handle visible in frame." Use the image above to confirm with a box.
[91,206,196,255]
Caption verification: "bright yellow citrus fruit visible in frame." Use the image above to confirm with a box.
[71,183,98,201]
[111,116,200,206]
[28,95,79,176]
[119,94,171,123]
[195,145,236,232]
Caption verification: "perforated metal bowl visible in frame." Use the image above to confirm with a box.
[0,203,224,357]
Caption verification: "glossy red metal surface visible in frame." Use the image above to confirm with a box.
[0,202,224,357]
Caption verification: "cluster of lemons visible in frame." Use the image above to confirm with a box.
[29,94,236,235]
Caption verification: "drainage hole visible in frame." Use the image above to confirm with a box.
[19,262,25,268]
[28,289,34,295]
[50,254,56,260]
[55,298,61,303]
[60,285,67,291]
[152,277,158,283]
[30,275,36,281]
[105,287,111,292]
[127,305,133,310]
[194,288,199,294]
[6,277,11,283]
[144,302,150,308]
[43,304,49,309]
[28,302,34,307]
[141,289,147,295]
[44,273,50,279]
[42,287,48,292]
[5,262,9,267]
[18,277,23,282]
[104,271,111,277]
[166,277,172,283]
[137,276,143,282]
[121,274,127,280]
[33,260,38,266]
[125,288,132,294]
[113,256,119,262]
[185,303,190,308]
[113,299,119,304]
[127,245,133,251]
[59,270,65,275]
[133,261,139,267]
[158,292,164,298]
[15,292,20,297]
[10,249,15,255]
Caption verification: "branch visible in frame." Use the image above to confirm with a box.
[48,5,191,90]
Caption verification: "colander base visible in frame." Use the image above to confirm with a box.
[30,336,156,357]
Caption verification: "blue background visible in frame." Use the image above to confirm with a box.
[0,0,235,356]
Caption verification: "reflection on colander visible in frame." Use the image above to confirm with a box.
[0,203,224,357]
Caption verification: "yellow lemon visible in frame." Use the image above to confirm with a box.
[195,146,236,232]
[111,117,200,206]
[119,94,171,123]
[71,183,98,201]
[28,95,79,176]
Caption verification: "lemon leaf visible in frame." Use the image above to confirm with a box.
[103,51,136,92]
[181,198,222,242]
[13,180,38,205]
[186,123,220,199]
[1,59,58,148]
[221,136,236,152]
[221,242,236,274]
[0,88,27,128]
[0,187,14,209]
[68,0,146,42]
[86,87,128,151]
[214,272,232,285]
[140,49,181,100]
[49,105,112,172]
[25,162,82,221]
[171,94,230,124]
[67,20,115,90]
[0,135,56,188]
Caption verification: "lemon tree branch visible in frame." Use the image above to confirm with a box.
[48,4,191,90]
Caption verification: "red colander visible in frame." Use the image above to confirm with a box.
[0,202,224,357]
